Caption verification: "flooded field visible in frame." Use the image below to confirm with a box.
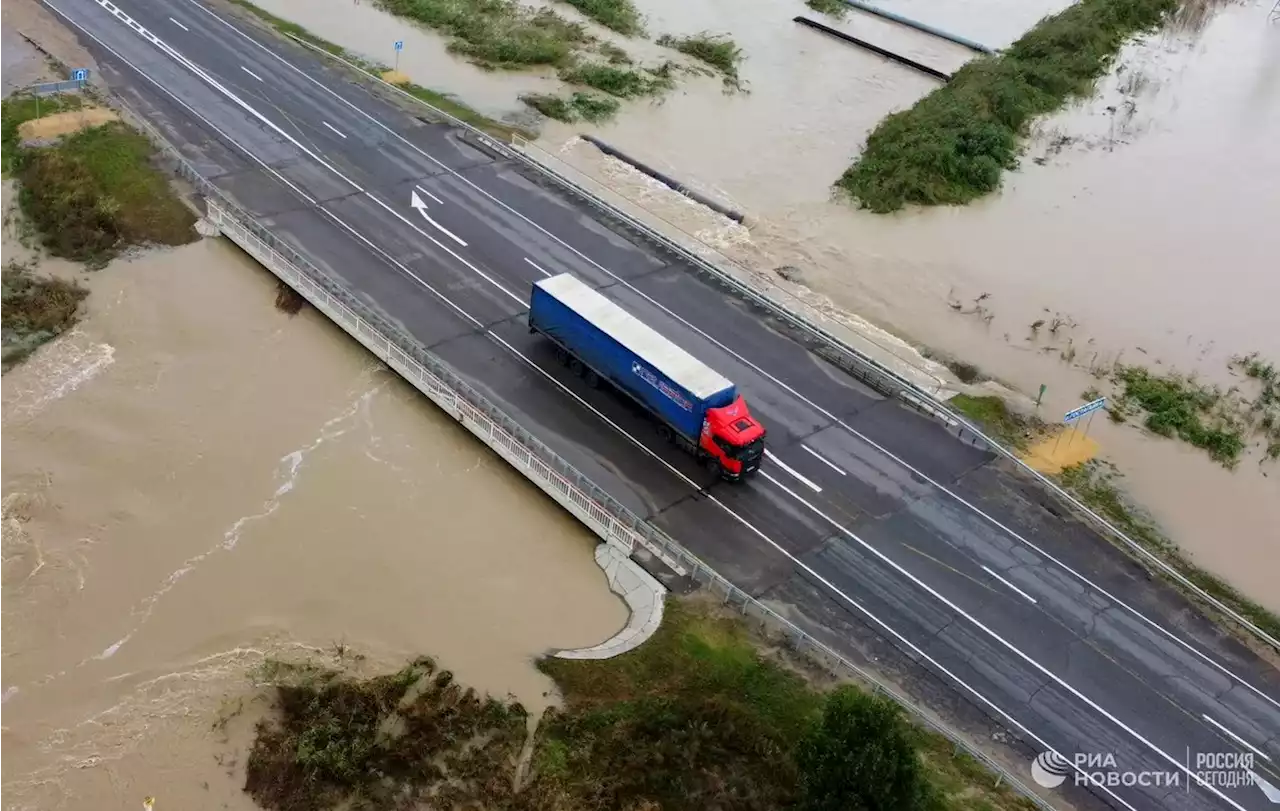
[1,195,626,809]
[240,0,1278,605]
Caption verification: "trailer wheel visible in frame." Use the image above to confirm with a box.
[569,358,585,377]
[555,347,569,366]
[657,425,674,444]
[584,369,600,389]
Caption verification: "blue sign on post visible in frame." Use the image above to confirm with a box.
[1065,397,1106,423]
[71,68,90,82]
[394,40,404,51]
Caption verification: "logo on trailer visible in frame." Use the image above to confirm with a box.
[631,361,693,411]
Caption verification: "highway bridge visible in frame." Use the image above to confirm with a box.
[37,0,1280,807]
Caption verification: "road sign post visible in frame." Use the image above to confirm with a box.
[1055,396,1106,451]
[394,39,403,72]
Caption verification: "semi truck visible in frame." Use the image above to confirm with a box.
[529,272,766,481]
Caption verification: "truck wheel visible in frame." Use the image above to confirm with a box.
[584,369,600,389]
[657,425,674,444]
[705,456,724,477]
[570,359,585,378]
[555,347,569,366]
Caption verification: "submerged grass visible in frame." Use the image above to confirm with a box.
[1,260,89,371]
[805,0,849,19]
[556,0,644,36]
[1108,364,1246,466]
[558,60,675,98]
[374,0,593,69]
[520,91,621,123]
[242,599,1036,810]
[839,0,1179,211]
[1059,461,1280,641]
[656,32,745,90]
[12,122,196,266]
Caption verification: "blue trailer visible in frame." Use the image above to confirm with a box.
[529,273,765,479]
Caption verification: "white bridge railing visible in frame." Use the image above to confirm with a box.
[117,87,1065,810]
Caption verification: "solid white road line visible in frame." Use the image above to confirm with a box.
[523,257,552,277]
[321,120,346,139]
[72,8,1265,807]
[981,565,1038,605]
[801,444,846,475]
[1202,714,1273,762]
[757,468,1249,811]
[414,185,444,205]
[91,1,527,309]
[249,22,1280,707]
[764,450,821,493]
[168,16,188,30]
[240,65,263,81]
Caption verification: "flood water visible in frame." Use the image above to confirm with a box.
[243,0,1279,606]
[1,194,627,809]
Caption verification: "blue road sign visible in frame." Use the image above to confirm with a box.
[71,68,90,82]
[1065,397,1106,423]
[394,40,404,51]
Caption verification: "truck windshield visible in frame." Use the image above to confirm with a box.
[729,437,765,461]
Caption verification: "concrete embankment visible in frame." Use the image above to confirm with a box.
[555,543,666,660]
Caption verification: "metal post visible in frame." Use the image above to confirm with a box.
[1081,409,1098,443]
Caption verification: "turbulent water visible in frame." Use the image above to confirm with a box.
[1,228,627,810]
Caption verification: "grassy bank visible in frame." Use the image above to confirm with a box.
[244,599,1037,811]
[1,260,88,371]
[519,91,619,123]
[838,0,1179,212]
[225,0,530,139]
[947,393,1045,451]
[1060,461,1280,641]
[805,0,849,19]
[13,122,195,265]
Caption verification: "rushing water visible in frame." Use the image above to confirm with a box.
[1,207,627,808]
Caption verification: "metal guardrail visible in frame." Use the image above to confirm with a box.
[288,36,1276,651]
[27,78,88,96]
[111,96,1057,809]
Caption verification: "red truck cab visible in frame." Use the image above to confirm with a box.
[700,395,766,480]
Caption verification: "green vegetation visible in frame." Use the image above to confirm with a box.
[1,261,88,371]
[656,32,746,90]
[243,599,1036,811]
[244,655,528,809]
[559,60,675,98]
[1108,364,1245,466]
[805,0,849,19]
[226,0,530,139]
[948,393,1044,450]
[1229,352,1280,462]
[11,122,196,266]
[373,0,593,69]
[1,93,84,175]
[520,91,620,123]
[1059,461,1280,641]
[839,0,1179,212]
[557,0,644,36]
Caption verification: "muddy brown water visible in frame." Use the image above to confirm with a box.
[243,0,1278,607]
[1,195,627,808]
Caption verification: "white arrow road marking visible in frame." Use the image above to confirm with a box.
[410,190,466,247]
[1251,769,1280,803]
[764,450,821,493]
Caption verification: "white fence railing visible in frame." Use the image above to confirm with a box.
[286,35,1276,652]
[118,91,1062,810]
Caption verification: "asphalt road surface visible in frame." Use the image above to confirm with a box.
[38,0,1280,807]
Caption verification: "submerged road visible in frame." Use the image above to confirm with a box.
[41,0,1280,807]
